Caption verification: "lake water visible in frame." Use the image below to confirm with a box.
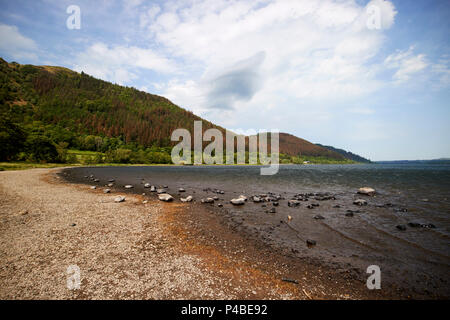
[62,163,450,297]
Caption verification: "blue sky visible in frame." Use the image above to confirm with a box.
[0,0,449,161]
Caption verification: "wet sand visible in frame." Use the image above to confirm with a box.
[0,167,442,299]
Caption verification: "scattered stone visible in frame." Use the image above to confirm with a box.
[93,179,99,182]
[201,198,214,203]
[288,200,301,207]
[179,188,186,192]
[90,186,96,190]
[180,196,193,203]
[281,278,299,284]
[144,183,151,188]
[421,199,429,202]
[163,185,168,188]
[124,185,133,189]
[407,222,421,228]
[306,204,314,209]
[107,183,114,187]
[394,208,408,213]
[345,212,354,217]
[70,223,76,227]
[252,196,262,203]
[217,204,223,208]
[212,196,219,201]
[313,215,325,220]
[272,201,279,207]
[150,186,156,192]
[156,189,165,194]
[114,196,125,203]
[269,208,276,213]
[408,222,436,229]
[108,179,115,182]
[230,198,245,205]
[306,239,317,246]
[103,189,111,194]
[333,204,341,208]
[238,195,248,201]
[358,187,376,196]
[142,200,148,204]
[158,194,173,202]
[396,224,407,231]
[287,215,292,221]
[353,199,367,206]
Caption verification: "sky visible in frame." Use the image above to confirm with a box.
[0,0,449,161]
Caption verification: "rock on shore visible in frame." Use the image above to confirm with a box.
[158,194,173,202]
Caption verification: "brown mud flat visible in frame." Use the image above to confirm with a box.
[158,199,411,300]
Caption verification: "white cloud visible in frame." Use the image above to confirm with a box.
[384,46,428,83]
[430,56,450,88]
[146,0,397,119]
[0,24,38,60]
[73,42,177,85]
[139,5,161,29]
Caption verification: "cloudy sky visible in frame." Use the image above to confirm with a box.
[0,0,449,160]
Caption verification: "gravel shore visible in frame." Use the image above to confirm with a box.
[0,168,399,299]
[0,168,295,299]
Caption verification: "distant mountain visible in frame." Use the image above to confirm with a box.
[316,144,371,163]
[376,159,450,164]
[0,58,360,162]
[279,133,345,160]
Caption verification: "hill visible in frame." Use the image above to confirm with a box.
[0,58,353,164]
[316,144,371,163]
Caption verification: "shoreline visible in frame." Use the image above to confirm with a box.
[0,167,430,299]
[0,161,369,172]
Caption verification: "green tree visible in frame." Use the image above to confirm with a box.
[0,114,27,161]
[25,133,58,162]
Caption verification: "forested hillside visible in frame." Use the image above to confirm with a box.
[316,144,371,163]
[0,58,356,165]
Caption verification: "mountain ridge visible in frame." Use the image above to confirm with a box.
[0,58,364,163]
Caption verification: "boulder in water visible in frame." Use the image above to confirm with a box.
[238,195,248,201]
[288,200,301,207]
[357,187,376,196]
[252,196,262,203]
[230,198,245,205]
[353,199,367,206]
